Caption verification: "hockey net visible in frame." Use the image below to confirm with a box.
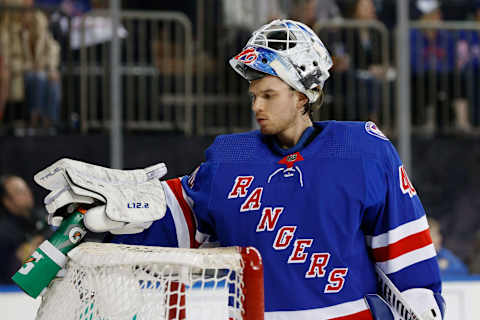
[35,242,264,320]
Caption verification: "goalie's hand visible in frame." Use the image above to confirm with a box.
[34,158,168,234]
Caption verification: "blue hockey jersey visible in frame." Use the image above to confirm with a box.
[110,121,442,319]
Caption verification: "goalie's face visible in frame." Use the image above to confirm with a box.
[249,75,310,148]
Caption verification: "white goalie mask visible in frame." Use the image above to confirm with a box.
[229,19,333,103]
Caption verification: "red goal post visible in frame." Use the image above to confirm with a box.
[35,242,264,320]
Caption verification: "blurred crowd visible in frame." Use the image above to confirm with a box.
[0,0,61,136]
[0,0,479,135]
[220,0,480,132]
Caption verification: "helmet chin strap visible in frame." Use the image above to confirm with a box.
[270,60,320,103]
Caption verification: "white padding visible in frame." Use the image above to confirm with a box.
[402,288,442,320]
[68,242,243,270]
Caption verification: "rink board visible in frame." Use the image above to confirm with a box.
[2,278,480,319]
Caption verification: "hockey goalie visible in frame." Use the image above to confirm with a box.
[21,19,445,320]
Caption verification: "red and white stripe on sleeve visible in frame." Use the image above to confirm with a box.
[162,178,200,248]
[265,297,373,320]
[365,215,436,274]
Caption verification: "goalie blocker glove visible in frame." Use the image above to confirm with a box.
[34,158,168,234]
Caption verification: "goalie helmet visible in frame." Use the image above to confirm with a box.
[229,19,333,103]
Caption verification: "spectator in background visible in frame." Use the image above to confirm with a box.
[288,0,350,78]
[287,0,354,120]
[288,0,346,70]
[0,175,51,284]
[428,217,469,276]
[454,1,480,130]
[288,0,342,28]
[222,0,285,33]
[348,0,387,122]
[21,0,61,135]
[371,0,396,29]
[222,0,285,58]
[0,5,26,126]
[330,0,387,122]
[410,0,456,134]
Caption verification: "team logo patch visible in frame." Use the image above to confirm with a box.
[365,121,389,141]
[234,47,258,64]
[278,152,304,168]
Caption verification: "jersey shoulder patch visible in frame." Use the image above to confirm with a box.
[365,121,389,141]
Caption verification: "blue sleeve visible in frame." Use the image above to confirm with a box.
[180,161,219,243]
[362,140,442,294]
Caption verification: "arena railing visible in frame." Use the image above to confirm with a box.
[3,5,480,137]
[69,10,194,135]
[314,19,393,134]
[409,21,480,135]
[0,7,195,135]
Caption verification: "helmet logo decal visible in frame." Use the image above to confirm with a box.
[234,47,258,64]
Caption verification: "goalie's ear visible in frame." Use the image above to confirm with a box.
[294,90,309,111]
[364,294,396,320]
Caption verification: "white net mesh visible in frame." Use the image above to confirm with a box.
[35,243,252,320]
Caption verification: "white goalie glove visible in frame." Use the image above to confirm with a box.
[374,265,445,320]
[34,158,168,234]
[366,289,445,320]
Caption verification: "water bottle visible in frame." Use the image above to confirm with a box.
[12,209,88,298]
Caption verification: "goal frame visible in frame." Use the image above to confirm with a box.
[36,242,264,320]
